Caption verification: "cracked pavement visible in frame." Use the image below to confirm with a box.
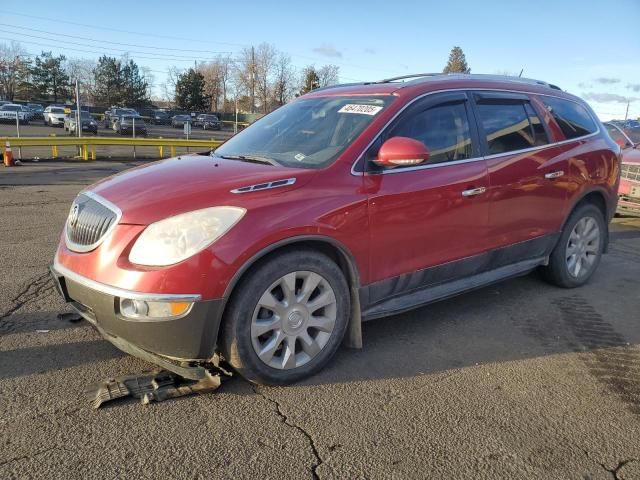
[1,161,639,479]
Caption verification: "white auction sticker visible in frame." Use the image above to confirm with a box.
[338,104,383,115]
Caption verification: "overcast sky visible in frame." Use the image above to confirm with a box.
[2,0,639,120]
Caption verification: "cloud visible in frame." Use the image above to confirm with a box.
[594,77,621,84]
[582,92,637,103]
[363,47,376,55]
[312,44,342,58]
[577,82,592,89]
[627,83,640,92]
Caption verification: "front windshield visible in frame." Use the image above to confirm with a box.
[215,95,394,169]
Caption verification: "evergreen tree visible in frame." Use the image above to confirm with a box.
[121,60,149,108]
[93,56,124,106]
[30,51,70,102]
[443,46,471,74]
[175,68,206,110]
[298,66,320,96]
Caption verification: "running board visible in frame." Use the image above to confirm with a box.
[362,257,545,321]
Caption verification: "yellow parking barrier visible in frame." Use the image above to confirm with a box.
[0,136,223,161]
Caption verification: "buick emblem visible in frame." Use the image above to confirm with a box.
[69,203,80,227]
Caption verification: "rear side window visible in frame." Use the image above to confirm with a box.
[388,102,474,164]
[540,96,597,139]
[475,102,549,155]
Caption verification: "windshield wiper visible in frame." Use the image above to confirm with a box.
[218,154,279,166]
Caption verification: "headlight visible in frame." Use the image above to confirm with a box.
[128,206,246,266]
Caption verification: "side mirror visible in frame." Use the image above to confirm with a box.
[374,136,430,168]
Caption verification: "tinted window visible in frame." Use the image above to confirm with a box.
[524,103,549,146]
[387,102,473,165]
[541,96,597,139]
[605,123,632,148]
[476,102,548,154]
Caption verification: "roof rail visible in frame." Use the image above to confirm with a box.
[309,82,366,93]
[378,73,441,83]
[391,73,563,91]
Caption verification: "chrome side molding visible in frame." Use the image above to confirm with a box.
[231,178,296,194]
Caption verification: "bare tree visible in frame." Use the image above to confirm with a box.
[236,47,258,113]
[66,58,97,104]
[199,60,223,111]
[218,55,234,113]
[255,43,276,114]
[0,41,29,101]
[272,53,296,108]
[317,64,340,88]
[140,66,155,102]
[161,66,181,102]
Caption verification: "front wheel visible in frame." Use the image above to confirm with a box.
[542,203,605,288]
[221,249,350,385]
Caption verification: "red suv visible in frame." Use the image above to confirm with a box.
[51,74,620,385]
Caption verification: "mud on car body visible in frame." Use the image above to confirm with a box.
[51,74,621,385]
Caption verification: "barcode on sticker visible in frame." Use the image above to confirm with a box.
[338,104,383,115]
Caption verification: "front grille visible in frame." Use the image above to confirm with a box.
[621,163,640,182]
[65,193,120,252]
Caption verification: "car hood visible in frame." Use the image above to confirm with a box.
[88,155,317,224]
[622,148,640,165]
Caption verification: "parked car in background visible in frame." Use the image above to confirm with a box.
[605,122,640,216]
[194,113,221,130]
[150,110,170,125]
[43,106,66,127]
[27,103,44,120]
[67,111,99,135]
[0,104,30,123]
[623,119,640,130]
[114,114,147,136]
[51,74,620,385]
[104,107,138,128]
[171,114,191,128]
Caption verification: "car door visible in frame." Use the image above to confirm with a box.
[471,91,568,255]
[364,91,491,300]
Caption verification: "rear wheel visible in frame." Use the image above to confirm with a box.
[221,249,350,385]
[542,203,605,288]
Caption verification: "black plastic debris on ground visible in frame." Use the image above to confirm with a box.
[88,369,224,408]
[57,312,82,323]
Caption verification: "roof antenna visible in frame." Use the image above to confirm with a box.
[518,69,524,77]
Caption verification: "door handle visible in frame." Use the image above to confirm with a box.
[461,186,486,197]
[544,170,564,179]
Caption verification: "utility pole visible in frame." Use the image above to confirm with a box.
[624,101,630,121]
[250,46,256,114]
[75,79,81,139]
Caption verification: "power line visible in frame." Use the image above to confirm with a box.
[0,36,221,62]
[2,11,249,48]
[1,11,398,75]
[0,23,234,55]
[0,30,232,61]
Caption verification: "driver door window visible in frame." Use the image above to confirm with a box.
[364,94,478,171]
[389,102,474,165]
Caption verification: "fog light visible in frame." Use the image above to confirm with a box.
[120,298,149,317]
[119,298,192,320]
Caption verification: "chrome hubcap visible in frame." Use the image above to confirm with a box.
[251,271,337,370]
[566,216,600,278]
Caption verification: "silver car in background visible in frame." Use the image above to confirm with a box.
[43,106,66,127]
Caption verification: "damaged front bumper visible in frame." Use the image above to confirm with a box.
[49,261,225,380]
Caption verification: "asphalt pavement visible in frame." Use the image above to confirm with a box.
[1,161,639,479]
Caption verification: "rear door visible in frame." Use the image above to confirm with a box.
[364,92,491,298]
[471,91,568,253]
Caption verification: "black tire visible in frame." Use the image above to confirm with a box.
[541,202,605,288]
[220,249,350,385]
